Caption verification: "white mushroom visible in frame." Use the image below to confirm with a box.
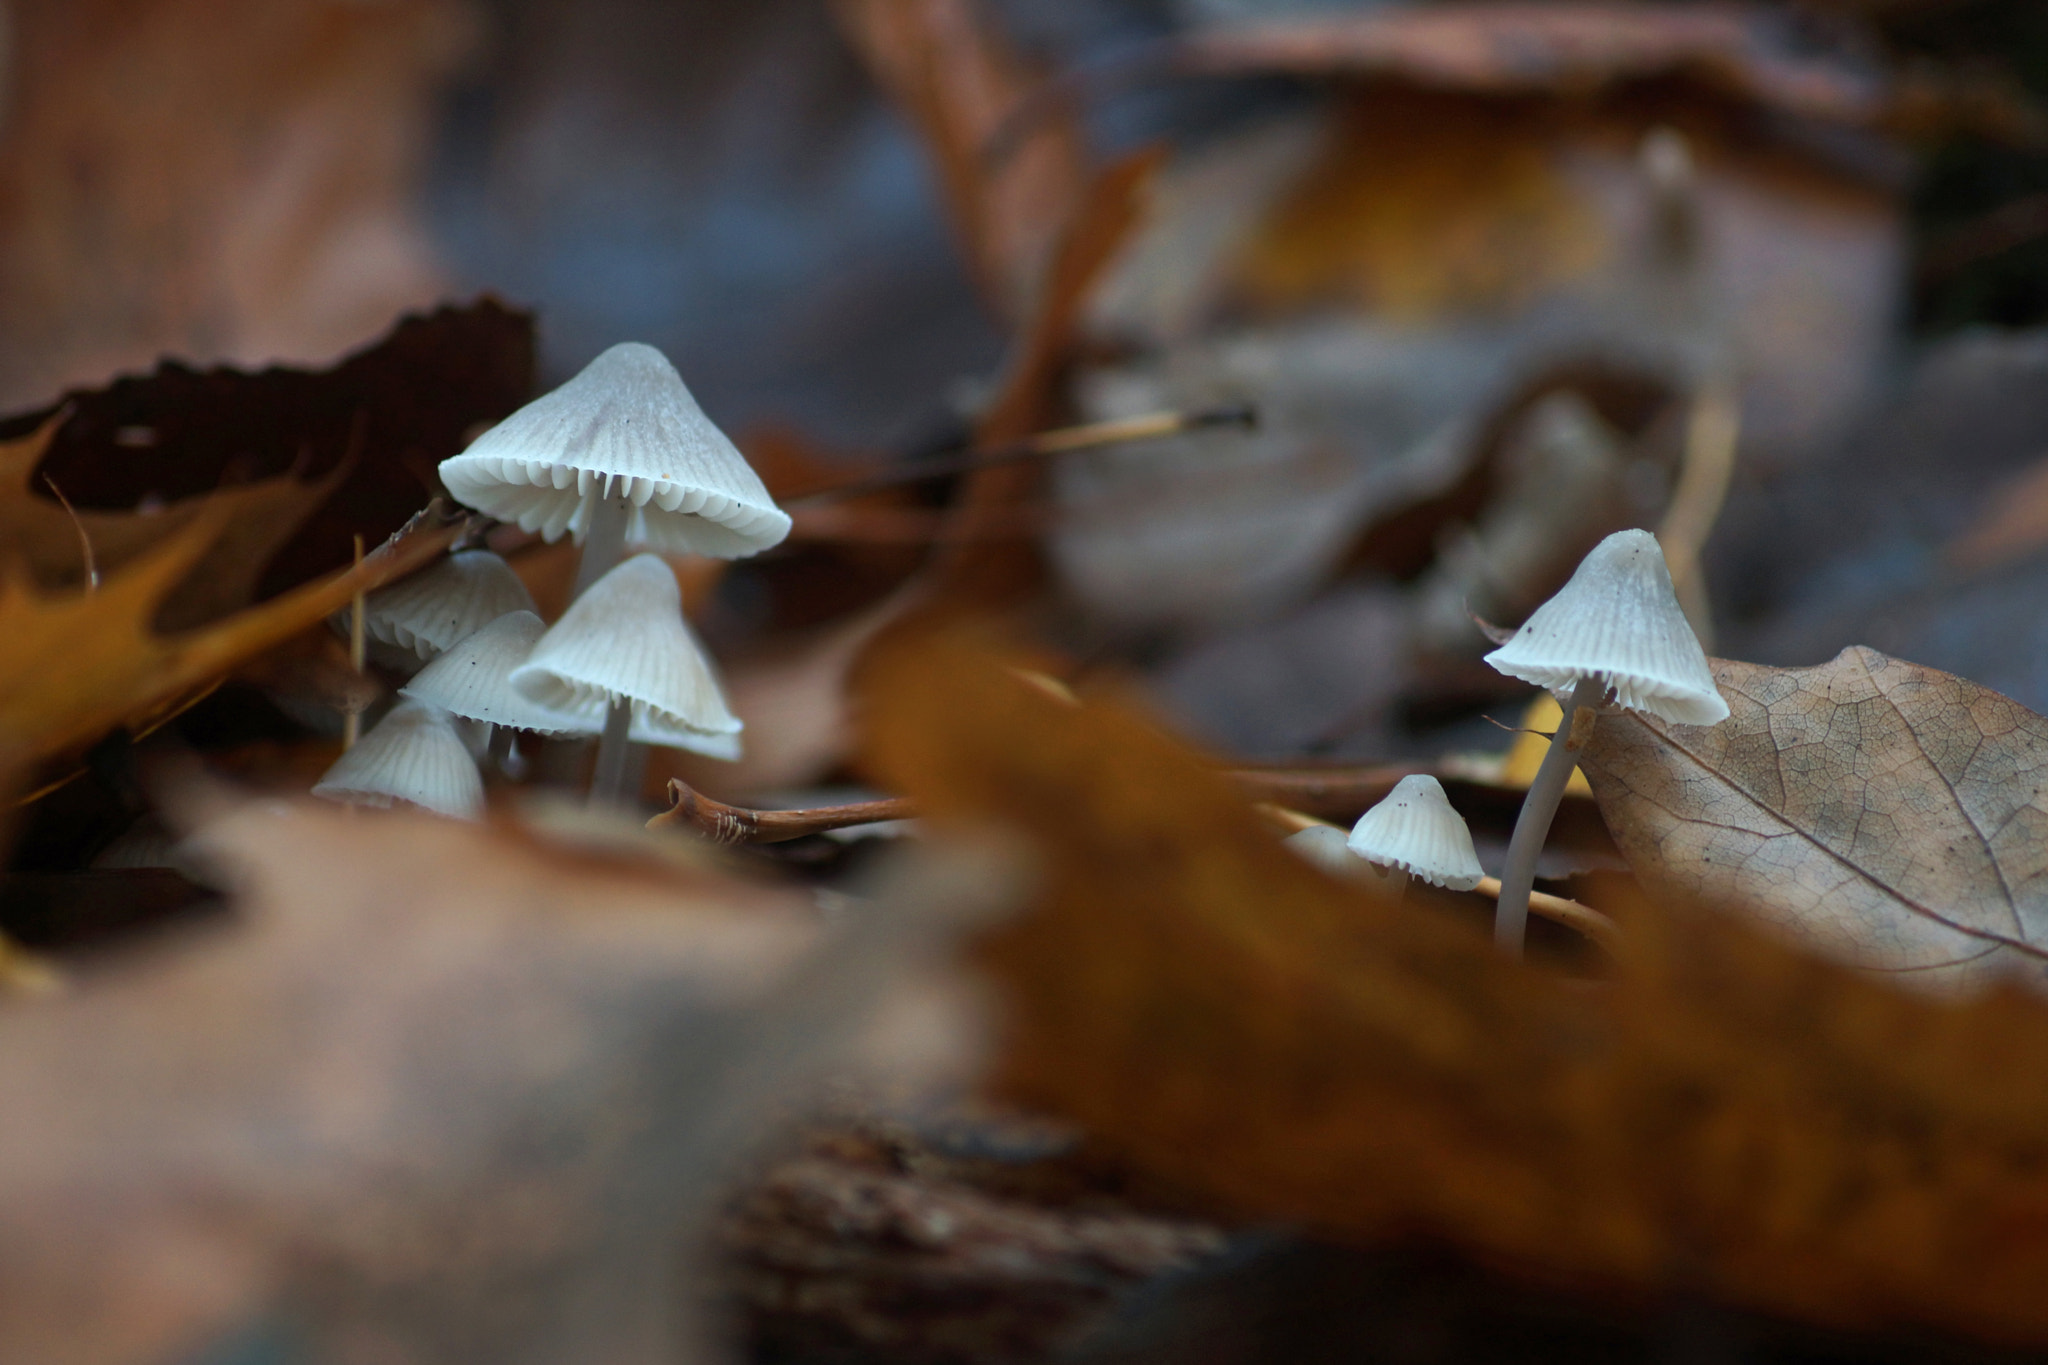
[438,341,790,562]
[334,548,537,673]
[1282,824,1358,877]
[1482,528,1727,953]
[1346,775,1485,896]
[400,611,583,736]
[511,554,743,802]
[310,699,484,820]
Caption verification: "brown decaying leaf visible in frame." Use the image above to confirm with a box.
[0,502,464,773]
[0,298,535,598]
[0,788,1009,1364]
[859,630,2048,1345]
[831,0,1090,321]
[0,0,479,411]
[1580,647,2048,990]
[1171,3,1889,127]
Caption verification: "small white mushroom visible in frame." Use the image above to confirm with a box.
[438,341,791,561]
[1482,528,1727,953]
[400,611,584,736]
[333,548,537,672]
[311,699,484,820]
[511,555,742,804]
[1282,824,1358,877]
[1346,775,1485,896]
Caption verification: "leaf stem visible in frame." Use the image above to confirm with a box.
[1495,675,1602,956]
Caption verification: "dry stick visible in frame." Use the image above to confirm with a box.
[1659,380,1740,649]
[786,405,1256,507]
[343,534,366,750]
[1494,676,1604,956]
[648,780,911,844]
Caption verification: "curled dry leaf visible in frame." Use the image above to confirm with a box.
[0,790,1008,1365]
[0,502,463,774]
[1579,646,2048,990]
[858,630,2048,1345]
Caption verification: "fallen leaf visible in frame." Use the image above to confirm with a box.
[0,502,463,774]
[857,630,2048,1346]
[0,0,480,410]
[1579,646,2048,990]
[0,790,1005,1364]
[0,298,535,599]
[831,0,1091,321]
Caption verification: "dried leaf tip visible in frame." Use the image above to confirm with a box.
[311,699,484,820]
[438,342,791,558]
[509,554,742,758]
[1484,528,1729,727]
[1346,774,1484,891]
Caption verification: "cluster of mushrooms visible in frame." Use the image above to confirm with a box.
[1286,527,1728,956]
[311,342,791,817]
[318,340,1727,963]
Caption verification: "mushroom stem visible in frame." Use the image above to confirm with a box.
[1371,865,1412,902]
[589,698,642,807]
[1494,675,1603,956]
[573,491,632,600]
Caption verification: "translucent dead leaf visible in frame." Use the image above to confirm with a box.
[859,630,2048,1345]
[0,791,1003,1364]
[1580,646,2048,990]
[0,502,462,772]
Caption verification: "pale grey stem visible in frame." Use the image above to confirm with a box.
[1371,864,1411,902]
[590,698,637,807]
[1494,675,1603,956]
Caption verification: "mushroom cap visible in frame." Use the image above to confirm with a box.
[400,611,586,735]
[1283,824,1359,876]
[509,554,743,759]
[311,700,484,819]
[1483,528,1730,726]
[438,342,791,559]
[1347,774,1485,890]
[336,549,537,665]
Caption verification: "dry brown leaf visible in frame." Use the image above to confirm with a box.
[1172,3,1890,126]
[1579,647,2048,990]
[0,790,1001,1364]
[831,0,1091,321]
[0,503,462,773]
[0,0,478,409]
[858,630,2048,1345]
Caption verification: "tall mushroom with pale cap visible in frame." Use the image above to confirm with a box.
[437,341,790,801]
[1483,527,1728,954]
[510,554,744,794]
[1346,774,1485,898]
[311,699,484,820]
[336,548,536,673]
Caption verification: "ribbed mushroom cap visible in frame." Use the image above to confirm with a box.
[342,549,537,664]
[1283,824,1359,876]
[509,554,743,759]
[400,611,585,735]
[438,342,791,559]
[1483,528,1730,726]
[311,700,484,819]
[1347,775,1484,891]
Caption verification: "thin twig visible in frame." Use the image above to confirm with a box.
[40,473,97,592]
[787,405,1256,507]
[647,781,913,845]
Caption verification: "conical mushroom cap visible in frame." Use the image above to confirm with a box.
[509,554,743,759]
[438,342,791,559]
[400,611,586,735]
[311,700,484,819]
[1483,528,1730,726]
[343,549,537,663]
[1283,824,1359,876]
[1347,774,1484,890]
